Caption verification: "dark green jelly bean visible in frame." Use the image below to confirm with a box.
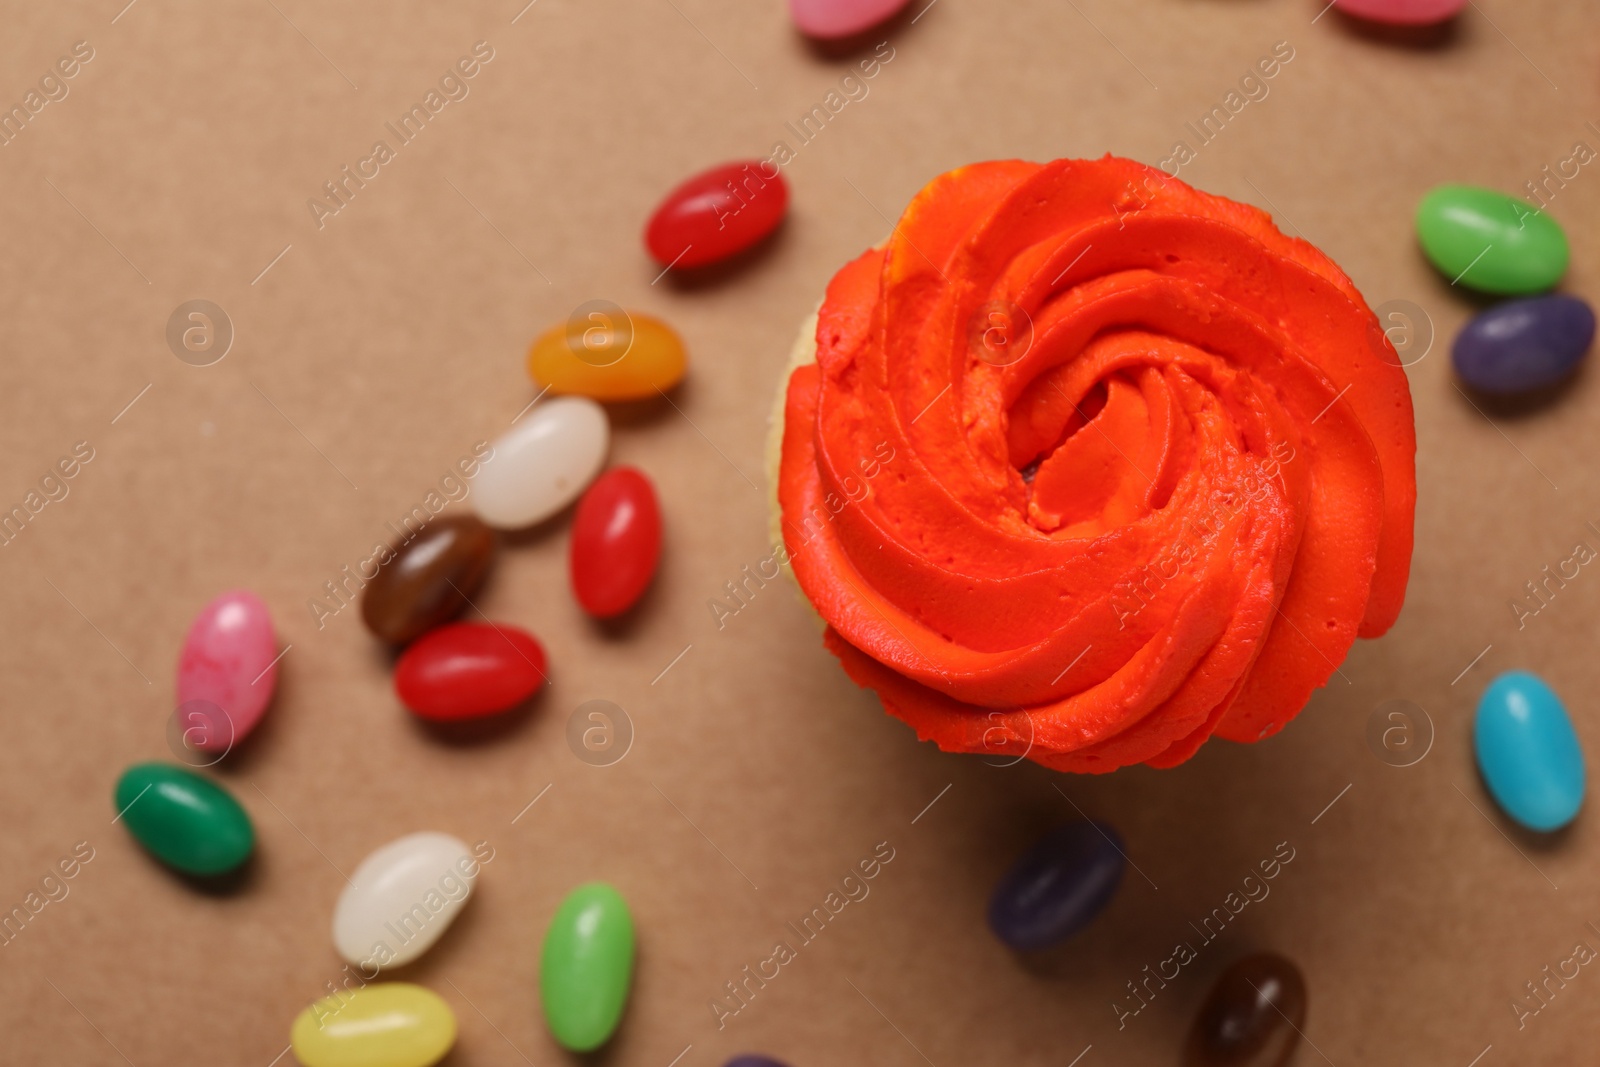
[114,762,254,876]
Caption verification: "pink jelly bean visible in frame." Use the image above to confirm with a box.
[176,590,279,752]
[788,0,911,39]
[1333,0,1466,25]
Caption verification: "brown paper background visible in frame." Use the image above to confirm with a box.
[1,0,1598,1063]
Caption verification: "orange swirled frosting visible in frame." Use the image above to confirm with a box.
[777,156,1415,773]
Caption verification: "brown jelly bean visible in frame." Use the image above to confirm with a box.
[360,516,496,644]
[1183,953,1307,1067]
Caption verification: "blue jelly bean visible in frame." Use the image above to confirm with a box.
[1452,294,1595,394]
[987,821,1125,950]
[1474,671,1585,832]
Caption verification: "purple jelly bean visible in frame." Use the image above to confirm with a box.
[987,821,1126,951]
[1452,294,1595,394]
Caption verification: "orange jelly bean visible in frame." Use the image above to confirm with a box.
[527,309,686,402]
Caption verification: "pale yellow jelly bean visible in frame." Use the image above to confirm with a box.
[526,311,686,401]
[290,982,455,1067]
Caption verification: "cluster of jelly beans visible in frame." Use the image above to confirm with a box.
[1410,186,1591,833]
[1414,184,1596,395]
[117,326,681,1051]
[985,823,1307,1065]
[112,70,804,1067]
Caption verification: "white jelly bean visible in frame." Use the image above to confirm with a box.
[473,396,609,529]
[332,831,478,970]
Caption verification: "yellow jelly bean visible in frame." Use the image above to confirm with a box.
[290,982,455,1067]
[527,309,687,401]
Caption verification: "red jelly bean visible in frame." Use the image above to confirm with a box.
[394,622,548,721]
[645,160,789,270]
[571,467,662,618]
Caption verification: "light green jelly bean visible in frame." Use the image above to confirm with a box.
[539,882,635,1052]
[1416,183,1568,295]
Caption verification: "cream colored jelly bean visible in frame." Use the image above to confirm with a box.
[473,396,609,529]
[290,982,455,1067]
[332,832,478,970]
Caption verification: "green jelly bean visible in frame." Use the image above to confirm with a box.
[539,882,635,1052]
[1416,184,1568,295]
[114,762,254,876]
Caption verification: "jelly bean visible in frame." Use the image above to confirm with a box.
[987,821,1125,950]
[1332,0,1465,25]
[571,467,663,618]
[114,762,254,876]
[333,832,477,969]
[361,516,496,645]
[1474,671,1585,832]
[473,396,608,529]
[540,882,635,1052]
[1452,294,1595,395]
[527,312,687,402]
[290,982,455,1067]
[726,1058,792,1067]
[789,0,910,38]
[176,590,279,751]
[394,622,547,721]
[645,160,789,270]
[1182,953,1307,1067]
[1416,185,1568,295]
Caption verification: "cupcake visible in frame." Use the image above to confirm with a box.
[769,156,1416,773]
